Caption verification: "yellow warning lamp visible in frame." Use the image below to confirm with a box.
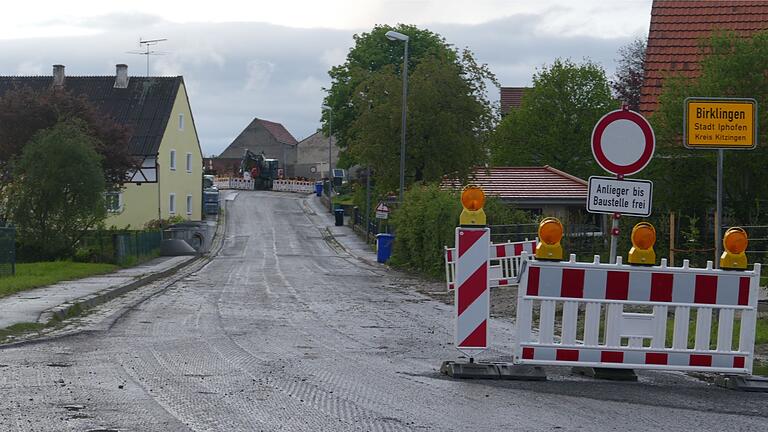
[628,222,656,265]
[459,186,487,226]
[720,227,748,270]
[535,217,564,260]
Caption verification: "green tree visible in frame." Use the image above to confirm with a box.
[491,59,617,179]
[323,24,498,193]
[4,120,106,260]
[652,30,768,223]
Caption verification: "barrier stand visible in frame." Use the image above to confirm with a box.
[441,186,545,380]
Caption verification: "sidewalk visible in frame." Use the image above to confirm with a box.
[304,194,380,266]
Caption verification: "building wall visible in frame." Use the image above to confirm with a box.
[219,121,297,176]
[105,83,202,228]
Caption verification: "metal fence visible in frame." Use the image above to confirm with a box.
[0,226,15,277]
[77,230,162,265]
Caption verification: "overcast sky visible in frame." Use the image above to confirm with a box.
[0,0,653,157]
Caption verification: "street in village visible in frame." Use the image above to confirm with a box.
[0,191,766,431]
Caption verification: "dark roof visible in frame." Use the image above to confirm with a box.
[258,119,297,145]
[500,87,529,115]
[443,166,587,203]
[641,0,768,115]
[0,75,182,156]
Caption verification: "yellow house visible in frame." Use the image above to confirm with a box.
[0,64,203,228]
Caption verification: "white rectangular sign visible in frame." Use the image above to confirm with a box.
[587,176,653,217]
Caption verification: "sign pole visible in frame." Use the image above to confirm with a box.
[715,149,724,267]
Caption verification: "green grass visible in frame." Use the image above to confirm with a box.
[0,261,117,299]
[0,322,47,342]
[332,194,354,206]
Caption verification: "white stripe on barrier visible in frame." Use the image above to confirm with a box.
[514,253,761,374]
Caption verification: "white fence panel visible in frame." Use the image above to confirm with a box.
[444,239,536,290]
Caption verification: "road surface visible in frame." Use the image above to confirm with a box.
[0,191,766,431]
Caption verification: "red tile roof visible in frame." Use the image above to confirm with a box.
[641,0,768,115]
[500,87,529,115]
[443,166,587,203]
[258,118,298,146]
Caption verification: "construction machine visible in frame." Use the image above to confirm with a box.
[240,149,279,190]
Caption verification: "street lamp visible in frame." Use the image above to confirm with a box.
[385,30,409,204]
[321,104,333,212]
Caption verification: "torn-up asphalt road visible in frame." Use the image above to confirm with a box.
[0,191,766,431]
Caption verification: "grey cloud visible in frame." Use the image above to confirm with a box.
[0,13,638,157]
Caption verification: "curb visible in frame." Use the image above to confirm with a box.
[34,207,228,327]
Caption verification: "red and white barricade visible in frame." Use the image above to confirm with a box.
[514,254,761,374]
[445,239,536,291]
[455,227,491,353]
[217,177,255,190]
[273,179,315,193]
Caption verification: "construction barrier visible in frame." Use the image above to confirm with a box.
[455,227,491,354]
[214,177,255,190]
[514,253,760,374]
[272,179,315,193]
[444,239,536,291]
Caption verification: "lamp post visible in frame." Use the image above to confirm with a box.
[385,30,409,204]
[321,104,333,212]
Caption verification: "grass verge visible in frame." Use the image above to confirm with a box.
[0,261,117,299]
[0,322,48,343]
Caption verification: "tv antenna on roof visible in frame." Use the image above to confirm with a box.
[127,37,168,76]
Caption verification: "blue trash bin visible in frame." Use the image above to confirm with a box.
[315,182,323,197]
[376,233,395,263]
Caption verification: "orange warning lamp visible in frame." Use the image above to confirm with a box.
[535,217,563,260]
[459,186,486,226]
[628,222,656,265]
[720,227,748,270]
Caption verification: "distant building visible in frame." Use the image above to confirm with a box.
[443,166,587,220]
[641,0,768,115]
[500,87,530,116]
[295,131,339,179]
[0,64,203,228]
[217,118,298,177]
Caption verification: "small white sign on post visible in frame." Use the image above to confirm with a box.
[587,176,653,217]
[375,202,389,219]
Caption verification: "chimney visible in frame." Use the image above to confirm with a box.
[114,64,129,89]
[52,64,65,88]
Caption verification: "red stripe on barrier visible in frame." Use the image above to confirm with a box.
[498,280,508,286]
[606,271,629,300]
[689,354,712,367]
[738,277,750,306]
[458,229,485,257]
[527,266,540,296]
[457,265,487,315]
[514,243,523,256]
[650,272,674,302]
[556,349,579,361]
[448,283,454,290]
[694,275,718,304]
[446,249,453,261]
[646,353,668,365]
[460,320,487,348]
[522,347,534,359]
[601,351,624,363]
[561,269,585,298]
[733,356,745,369]
[496,244,506,259]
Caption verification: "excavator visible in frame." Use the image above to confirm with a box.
[240,149,279,190]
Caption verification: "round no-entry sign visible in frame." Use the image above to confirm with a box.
[591,108,655,176]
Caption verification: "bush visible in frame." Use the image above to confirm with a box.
[389,183,533,278]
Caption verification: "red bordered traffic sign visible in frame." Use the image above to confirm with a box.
[591,108,655,176]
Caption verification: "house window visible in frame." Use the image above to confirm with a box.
[186,194,193,216]
[179,113,184,131]
[105,192,122,213]
[186,152,192,173]
[169,193,176,215]
[170,149,176,170]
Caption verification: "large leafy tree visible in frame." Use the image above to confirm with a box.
[651,30,768,223]
[4,120,106,260]
[0,87,133,187]
[323,24,498,192]
[491,59,617,179]
[611,37,647,111]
